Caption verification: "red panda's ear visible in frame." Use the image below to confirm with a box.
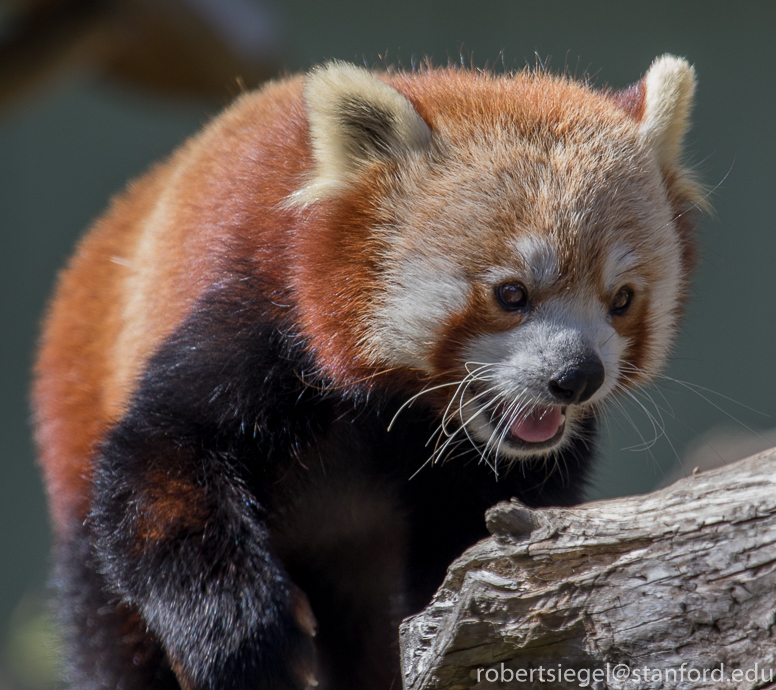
[290,61,431,206]
[640,54,696,170]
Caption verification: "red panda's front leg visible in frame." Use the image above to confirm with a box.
[82,288,327,689]
[89,419,318,690]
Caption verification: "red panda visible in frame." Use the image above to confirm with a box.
[32,55,701,689]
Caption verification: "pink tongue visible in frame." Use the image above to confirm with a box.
[510,406,564,443]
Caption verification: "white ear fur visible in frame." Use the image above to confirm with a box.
[641,54,696,169]
[290,62,431,206]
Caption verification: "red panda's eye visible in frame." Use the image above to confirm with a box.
[496,282,528,311]
[610,287,633,316]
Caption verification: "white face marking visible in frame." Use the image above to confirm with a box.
[484,236,560,295]
[512,236,560,286]
[370,254,468,370]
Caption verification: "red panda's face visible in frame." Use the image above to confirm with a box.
[365,123,684,460]
[293,59,700,463]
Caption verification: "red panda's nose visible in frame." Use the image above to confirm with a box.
[548,356,605,404]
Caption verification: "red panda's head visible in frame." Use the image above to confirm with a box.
[288,56,702,463]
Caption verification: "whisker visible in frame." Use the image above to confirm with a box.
[611,380,682,479]
[620,361,767,417]
[608,394,660,461]
[456,395,500,475]
[656,374,767,417]
[387,380,461,432]
[440,371,482,435]
[620,362,772,447]
[441,378,500,436]
[617,380,667,443]
[487,393,531,461]
[617,390,665,451]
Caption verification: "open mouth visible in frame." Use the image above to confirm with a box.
[491,403,567,449]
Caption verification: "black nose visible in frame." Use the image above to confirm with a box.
[548,356,605,404]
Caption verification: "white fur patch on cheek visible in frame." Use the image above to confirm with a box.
[594,323,626,401]
[368,257,469,370]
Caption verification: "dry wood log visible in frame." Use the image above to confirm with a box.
[400,447,776,690]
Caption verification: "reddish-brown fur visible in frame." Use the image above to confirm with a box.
[33,66,696,539]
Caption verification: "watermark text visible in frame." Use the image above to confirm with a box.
[474,662,775,687]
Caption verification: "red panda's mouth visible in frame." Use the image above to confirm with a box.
[491,404,567,448]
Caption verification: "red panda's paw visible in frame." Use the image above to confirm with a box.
[290,584,318,639]
[288,585,319,688]
[168,598,319,690]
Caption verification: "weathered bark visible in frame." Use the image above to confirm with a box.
[400,447,776,690]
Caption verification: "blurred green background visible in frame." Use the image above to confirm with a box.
[1,1,775,686]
